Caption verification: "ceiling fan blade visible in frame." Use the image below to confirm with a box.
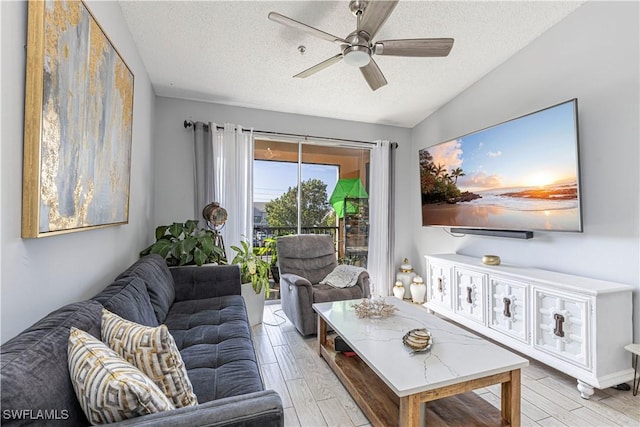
[360,58,387,91]
[268,12,348,45]
[358,0,399,39]
[374,38,454,57]
[294,54,343,78]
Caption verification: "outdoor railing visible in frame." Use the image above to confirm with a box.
[252,226,338,248]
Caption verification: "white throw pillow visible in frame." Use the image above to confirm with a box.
[68,327,174,425]
[101,309,198,408]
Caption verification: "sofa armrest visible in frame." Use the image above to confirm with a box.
[170,265,242,302]
[109,390,283,427]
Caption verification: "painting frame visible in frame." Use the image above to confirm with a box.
[22,0,134,238]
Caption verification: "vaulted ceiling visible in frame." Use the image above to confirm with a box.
[119,1,584,127]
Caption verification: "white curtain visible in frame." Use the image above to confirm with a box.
[212,123,254,253]
[193,122,254,255]
[367,140,395,296]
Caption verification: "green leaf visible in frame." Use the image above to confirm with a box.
[168,223,183,239]
[140,244,153,256]
[193,247,206,266]
[184,219,199,236]
[178,252,192,266]
[155,225,169,240]
[181,238,197,254]
[150,239,172,258]
[170,240,183,260]
[200,235,214,254]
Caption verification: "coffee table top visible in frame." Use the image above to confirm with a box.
[313,298,529,397]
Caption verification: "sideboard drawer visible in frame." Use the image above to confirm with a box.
[454,267,487,325]
[489,276,529,343]
[426,259,452,310]
[533,287,590,370]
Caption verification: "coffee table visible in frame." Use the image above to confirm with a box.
[313,298,529,426]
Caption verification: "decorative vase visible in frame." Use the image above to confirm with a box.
[410,275,426,304]
[392,281,405,300]
[396,258,416,300]
[241,283,266,326]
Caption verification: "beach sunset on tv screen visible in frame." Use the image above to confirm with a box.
[420,100,581,231]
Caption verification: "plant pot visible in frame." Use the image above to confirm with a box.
[241,282,266,326]
[270,265,280,284]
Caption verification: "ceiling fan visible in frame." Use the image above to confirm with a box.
[268,0,454,91]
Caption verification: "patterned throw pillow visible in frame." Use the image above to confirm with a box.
[68,327,174,424]
[101,309,198,408]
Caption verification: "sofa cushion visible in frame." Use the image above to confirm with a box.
[102,309,198,408]
[117,254,175,323]
[68,327,174,424]
[163,295,264,403]
[92,276,158,327]
[0,301,102,426]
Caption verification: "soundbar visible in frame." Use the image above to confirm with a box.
[450,228,534,239]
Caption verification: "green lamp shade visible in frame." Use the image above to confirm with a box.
[330,178,368,218]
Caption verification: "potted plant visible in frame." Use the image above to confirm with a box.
[230,240,270,326]
[258,237,280,284]
[140,220,226,266]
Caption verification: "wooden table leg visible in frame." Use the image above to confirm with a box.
[501,369,521,427]
[399,394,420,427]
[317,316,327,357]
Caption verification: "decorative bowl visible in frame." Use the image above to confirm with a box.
[402,328,432,353]
[482,255,501,266]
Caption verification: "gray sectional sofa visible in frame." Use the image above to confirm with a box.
[0,255,283,426]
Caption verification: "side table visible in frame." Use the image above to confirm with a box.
[624,343,640,396]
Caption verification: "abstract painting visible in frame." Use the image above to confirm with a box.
[22,0,134,238]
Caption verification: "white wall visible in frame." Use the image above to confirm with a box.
[153,97,413,279]
[0,1,156,343]
[408,2,640,341]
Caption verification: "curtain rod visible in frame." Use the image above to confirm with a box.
[183,120,378,146]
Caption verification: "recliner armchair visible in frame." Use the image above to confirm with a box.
[276,234,370,336]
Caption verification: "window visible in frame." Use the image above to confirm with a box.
[254,139,371,300]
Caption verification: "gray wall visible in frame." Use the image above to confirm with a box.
[0,1,156,343]
[153,97,413,274]
[408,1,640,341]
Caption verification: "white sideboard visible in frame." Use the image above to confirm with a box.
[424,253,635,399]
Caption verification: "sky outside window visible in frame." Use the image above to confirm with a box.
[254,160,339,203]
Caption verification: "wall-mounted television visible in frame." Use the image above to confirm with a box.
[419,99,582,232]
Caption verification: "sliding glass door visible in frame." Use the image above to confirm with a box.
[253,138,371,300]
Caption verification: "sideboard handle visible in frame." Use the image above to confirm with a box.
[502,297,512,318]
[437,277,443,293]
[553,313,565,338]
[466,286,473,304]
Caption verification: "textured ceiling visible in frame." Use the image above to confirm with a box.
[119,1,584,128]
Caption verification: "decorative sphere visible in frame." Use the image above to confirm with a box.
[202,202,227,226]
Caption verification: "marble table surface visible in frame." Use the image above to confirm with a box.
[313,297,529,397]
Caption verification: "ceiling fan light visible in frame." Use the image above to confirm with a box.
[343,47,371,67]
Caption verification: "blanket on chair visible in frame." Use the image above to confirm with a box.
[319,265,366,288]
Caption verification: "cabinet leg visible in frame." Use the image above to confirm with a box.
[577,380,595,399]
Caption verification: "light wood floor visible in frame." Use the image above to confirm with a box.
[252,304,640,427]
